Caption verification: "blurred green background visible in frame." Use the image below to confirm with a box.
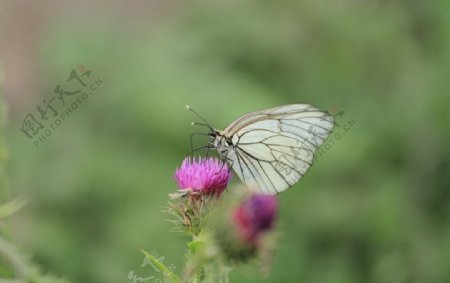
[2,0,450,282]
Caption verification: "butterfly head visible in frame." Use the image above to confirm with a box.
[208,129,221,146]
[210,130,234,152]
[208,129,218,139]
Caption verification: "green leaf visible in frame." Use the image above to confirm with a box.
[141,249,180,283]
[0,196,27,219]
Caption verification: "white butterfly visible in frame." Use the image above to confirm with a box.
[188,104,334,195]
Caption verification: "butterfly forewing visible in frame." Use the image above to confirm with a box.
[221,104,334,195]
[224,104,314,135]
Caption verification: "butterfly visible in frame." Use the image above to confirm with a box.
[188,104,335,195]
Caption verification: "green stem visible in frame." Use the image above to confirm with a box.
[184,232,232,283]
[0,235,30,281]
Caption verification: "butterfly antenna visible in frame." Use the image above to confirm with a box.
[186,105,213,130]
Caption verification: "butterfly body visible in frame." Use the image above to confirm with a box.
[203,104,334,195]
[212,131,233,158]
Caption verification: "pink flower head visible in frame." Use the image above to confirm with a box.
[233,194,278,245]
[174,156,232,195]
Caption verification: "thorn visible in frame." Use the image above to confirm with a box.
[191,122,195,126]
[186,105,191,109]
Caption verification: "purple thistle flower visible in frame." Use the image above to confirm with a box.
[174,156,232,196]
[233,194,278,245]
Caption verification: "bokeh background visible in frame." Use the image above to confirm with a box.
[1,0,450,282]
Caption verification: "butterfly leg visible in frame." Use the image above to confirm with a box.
[189,132,210,154]
[186,144,215,157]
[218,150,234,173]
[225,157,234,173]
[221,154,234,192]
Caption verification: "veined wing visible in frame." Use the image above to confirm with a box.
[224,104,319,136]
[225,104,334,194]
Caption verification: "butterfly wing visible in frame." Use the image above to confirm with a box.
[224,104,334,194]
